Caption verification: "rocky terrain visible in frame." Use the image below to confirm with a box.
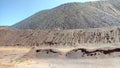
[17,47,120,59]
[1,0,120,68]
[0,26,8,30]
[108,0,120,10]
[0,26,120,47]
[1,26,120,59]
[10,0,120,29]
[66,47,120,58]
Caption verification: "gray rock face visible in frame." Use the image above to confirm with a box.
[11,0,120,29]
[108,0,120,10]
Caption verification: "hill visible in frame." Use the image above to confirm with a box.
[1,26,120,47]
[10,0,120,29]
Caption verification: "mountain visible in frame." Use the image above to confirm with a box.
[10,0,120,29]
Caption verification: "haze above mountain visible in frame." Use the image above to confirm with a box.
[11,0,120,29]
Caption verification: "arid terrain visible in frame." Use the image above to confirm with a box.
[1,25,120,68]
[1,0,120,68]
[0,46,120,68]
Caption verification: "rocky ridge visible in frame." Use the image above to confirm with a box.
[0,26,120,47]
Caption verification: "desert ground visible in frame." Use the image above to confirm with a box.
[1,0,120,68]
[0,45,120,68]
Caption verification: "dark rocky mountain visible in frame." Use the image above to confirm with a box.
[10,0,120,29]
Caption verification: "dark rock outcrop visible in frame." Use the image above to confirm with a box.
[35,49,63,58]
[66,48,120,58]
[20,47,120,59]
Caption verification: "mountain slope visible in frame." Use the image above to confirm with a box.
[108,0,120,10]
[1,26,120,47]
[11,0,120,29]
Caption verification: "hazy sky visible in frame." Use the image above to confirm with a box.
[0,0,98,26]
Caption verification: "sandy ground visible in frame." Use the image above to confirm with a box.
[16,58,120,68]
[0,47,29,68]
[0,47,120,68]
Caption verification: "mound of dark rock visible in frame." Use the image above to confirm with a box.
[66,48,120,59]
[36,49,63,58]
